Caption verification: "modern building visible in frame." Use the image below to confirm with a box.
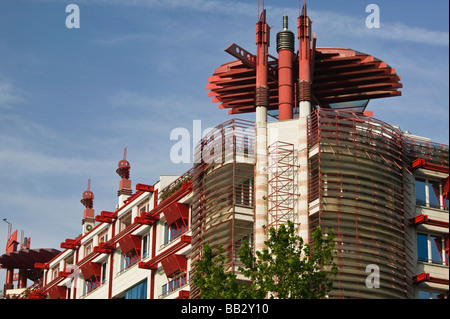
[1,2,448,299]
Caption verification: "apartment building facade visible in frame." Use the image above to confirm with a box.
[1,2,448,300]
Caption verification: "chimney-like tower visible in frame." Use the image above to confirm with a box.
[297,1,313,242]
[117,147,132,206]
[81,178,95,234]
[254,7,270,253]
[297,1,313,117]
[277,15,295,120]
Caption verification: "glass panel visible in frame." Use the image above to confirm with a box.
[125,280,147,299]
[415,179,427,207]
[164,222,170,243]
[418,290,430,299]
[431,235,443,264]
[142,235,148,258]
[429,180,441,208]
[328,100,370,111]
[101,262,107,283]
[417,233,428,262]
[431,292,441,299]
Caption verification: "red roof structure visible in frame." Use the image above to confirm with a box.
[206,4,402,117]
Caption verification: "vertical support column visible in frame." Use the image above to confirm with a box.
[4,268,14,293]
[18,268,27,289]
[297,3,313,242]
[254,10,270,253]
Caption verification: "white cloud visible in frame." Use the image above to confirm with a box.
[0,78,24,108]
[310,9,449,47]
[95,33,151,46]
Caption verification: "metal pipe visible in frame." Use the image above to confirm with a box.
[277,15,295,121]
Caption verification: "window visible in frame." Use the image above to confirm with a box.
[431,235,444,264]
[84,241,93,258]
[163,222,188,245]
[429,181,441,208]
[161,273,188,297]
[235,178,253,207]
[415,178,427,207]
[52,268,59,280]
[139,203,149,215]
[119,212,132,232]
[417,233,448,266]
[125,280,147,299]
[142,235,149,259]
[415,177,445,210]
[419,290,447,299]
[120,252,140,271]
[64,255,74,271]
[98,231,108,244]
[101,262,107,284]
[417,233,428,262]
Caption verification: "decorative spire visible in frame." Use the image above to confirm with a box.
[81,178,95,233]
[80,178,94,209]
[116,147,130,180]
[117,147,132,197]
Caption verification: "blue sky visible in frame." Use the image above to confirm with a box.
[0,0,448,288]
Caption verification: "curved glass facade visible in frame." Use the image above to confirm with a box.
[308,109,412,298]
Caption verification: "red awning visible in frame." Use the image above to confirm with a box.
[118,234,142,255]
[48,285,67,299]
[163,203,189,226]
[79,261,101,280]
[161,254,187,277]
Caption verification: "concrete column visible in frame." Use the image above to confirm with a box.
[254,10,270,253]
[297,101,311,242]
[255,105,268,252]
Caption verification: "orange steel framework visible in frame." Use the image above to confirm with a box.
[267,141,296,231]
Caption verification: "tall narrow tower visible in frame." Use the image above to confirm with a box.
[80,178,95,234]
[297,1,313,117]
[297,1,313,242]
[254,8,270,253]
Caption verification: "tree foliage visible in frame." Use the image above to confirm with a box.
[192,221,337,299]
[191,243,248,299]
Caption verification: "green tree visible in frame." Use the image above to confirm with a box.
[192,243,247,299]
[192,221,337,299]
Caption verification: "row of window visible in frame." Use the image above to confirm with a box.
[80,220,190,297]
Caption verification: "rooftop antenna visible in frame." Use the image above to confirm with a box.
[257,0,265,20]
[2,218,12,243]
